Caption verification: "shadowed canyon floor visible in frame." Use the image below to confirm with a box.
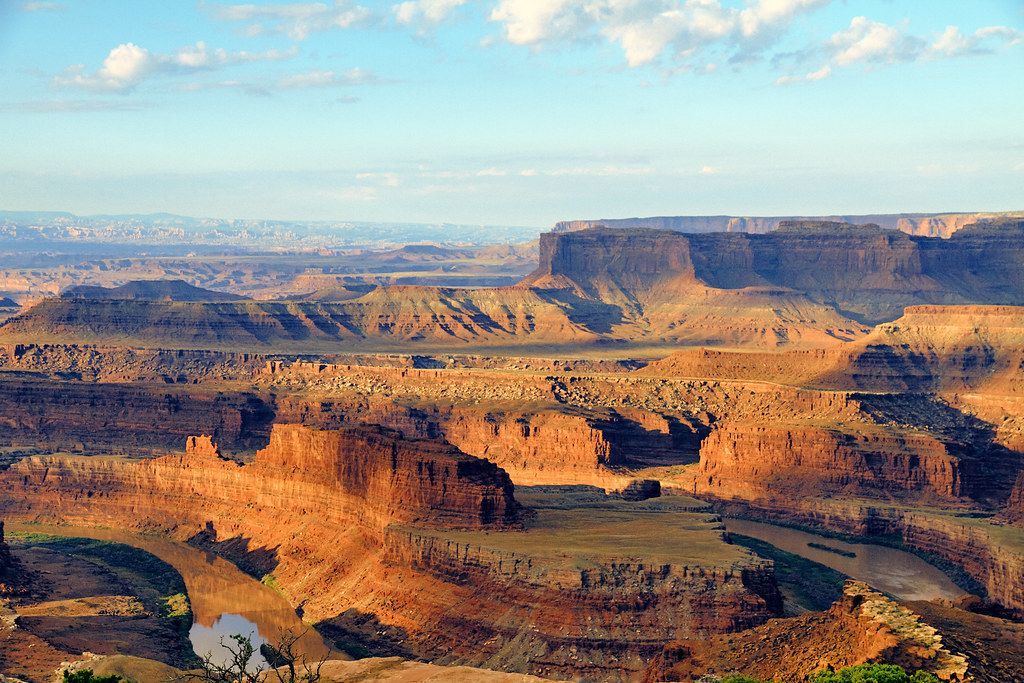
[1,221,1024,681]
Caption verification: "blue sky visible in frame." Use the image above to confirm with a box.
[0,0,1021,227]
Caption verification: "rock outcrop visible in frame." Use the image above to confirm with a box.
[643,581,988,682]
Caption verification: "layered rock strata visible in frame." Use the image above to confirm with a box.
[643,581,981,682]
[0,425,781,680]
[694,422,1014,507]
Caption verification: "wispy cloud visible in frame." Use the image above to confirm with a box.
[206,1,375,40]
[774,63,830,85]
[19,1,67,11]
[775,17,1022,84]
[393,0,468,31]
[51,41,299,93]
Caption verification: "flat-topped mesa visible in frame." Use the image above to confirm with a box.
[521,222,1024,324]
[522,228,699,296]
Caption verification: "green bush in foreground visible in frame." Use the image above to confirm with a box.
[704,663,942,683]
[808,663,941,683]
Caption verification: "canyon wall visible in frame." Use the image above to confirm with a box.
[694,422,1017,507]
[0,424,519,533]
[0,425,781,679]
[0,377,273,450]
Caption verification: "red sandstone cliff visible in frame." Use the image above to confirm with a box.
[0,426,780,679]
[694,422,989,506]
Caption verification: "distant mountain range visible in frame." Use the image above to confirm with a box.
[554,210,1024,238]
[0,210,542,249]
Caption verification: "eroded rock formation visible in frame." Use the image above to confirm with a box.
[0,425,780,680]
[643,581,997,682]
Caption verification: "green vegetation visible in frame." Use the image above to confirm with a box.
[700,664,942,683]
[261,573,282,592]
[160,593,191,618]
[730,534,848,612]
[809,663,941,682]
[62,670,132,683]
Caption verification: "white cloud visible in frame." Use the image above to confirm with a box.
[739,0,828,38]
[51,41,300,93]
[393,0,468,30]
[53,43,155,92]
[489,0,832,68]
[699,165,720,174]
[829,16,905,67]
[490,0,593,46]
[208,1,374,40]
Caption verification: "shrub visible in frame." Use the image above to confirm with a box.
[809,663,941,683]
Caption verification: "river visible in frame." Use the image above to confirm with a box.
[6,523,338,668]
[724,518,964,601]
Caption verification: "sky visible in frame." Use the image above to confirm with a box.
[0,0,1022,227]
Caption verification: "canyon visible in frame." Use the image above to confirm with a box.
[1,219,1023,681]
[0,426,779,681]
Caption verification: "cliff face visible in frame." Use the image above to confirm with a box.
[254,424,520,528]
[998,471,1024,527]
[0,424,519,533]
[0,376,273,450]
[0,426,781,680]
[694,422,1008,507]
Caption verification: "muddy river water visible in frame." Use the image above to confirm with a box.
[7,523,337,667]
[724,518,965,601]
